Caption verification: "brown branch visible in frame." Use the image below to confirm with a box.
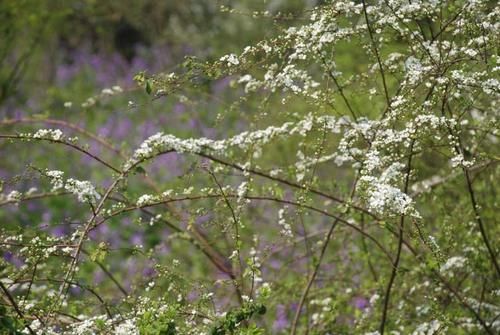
[379,139,415,334]
[0,134,120,173]
[0,118,123,156]
[361,0,391,107]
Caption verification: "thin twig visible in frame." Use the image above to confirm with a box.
[0,281,36,335]
[379,139,415,334]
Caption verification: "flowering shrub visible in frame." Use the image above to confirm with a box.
[1,1,499,334]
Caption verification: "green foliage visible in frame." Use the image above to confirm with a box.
[210,302,266,335]
[0,306,23,335]
[137,306,178,335]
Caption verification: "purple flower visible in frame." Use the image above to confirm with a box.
[196,213,212,225]
[3,251,24,268]
[211,77,232,94]
[50,225,69,238]
[352,296,369,310]
[155,242,170,256]
[142,265,156,277]
[130,232,144,246]
[69,285,83,296]
[173,103,186,115]
[56,64,79,83]
[140,120,159,138]
[273,304,289,332]
[149,152,182,177]
[187,290,199,302]
[114,118,133,140]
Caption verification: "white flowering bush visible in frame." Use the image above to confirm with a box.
[1,1,499,334]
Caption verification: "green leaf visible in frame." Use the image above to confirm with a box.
[90,242,108,262]
[133,71,145,84]
[134,166,147,175]
[145,80,152,95]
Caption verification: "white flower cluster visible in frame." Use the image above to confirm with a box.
[440,256,467,275]
[411,320,443,335]
[33,129,63,141]
[81,85,123,108]
[46,170,100,203]
[5,190,22,203]
[360,175,415,216]
[127,114,339,168]
[360,163,417,217]
[220,53,240,66]
[310,297,333,325]
[450,154,475,168]
[65,179,101,203]
[403,56,432,86]
[286,6,359,61]
[262,64,320,97]
[101,85,123,96]
[136,194,156,207]
[295,150,307,182]
[46,170,65,191]
[236,181,250,208]
[278,207,293,238]
[0,189,34,205]
[49,314,139,335]
[134,189,179,208]
[114,319,139,335]
[81,97,96,108]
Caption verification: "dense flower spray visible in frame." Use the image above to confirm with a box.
[0,1,499,334]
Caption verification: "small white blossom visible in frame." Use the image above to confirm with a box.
[220,53,240,66]
[46,170,65,191]
[440,256,467,275]
[278,207,293,238]
[64,179,101,203]
[136,194,155,207]
[6,190,22,202]
[33,129,63,141]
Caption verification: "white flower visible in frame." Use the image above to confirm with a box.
[369,293,380,305]
[81,97,96,108]
[183,187,194,195]
[220,53,240,66]
[115,319,139,335]
[236,181,248,203]
[46,170,65,191]
[6,190,22,202]
[64,179,101,203]
[26,187,38,195]
[360,174,416,217]
[412,320,442,335]
[136,194,155,207]
[278,207,293,238]
[47,170,100,203]
[101,88,114,95]
[450,154,475,168]
[440,256,467,274]
[238,74,253,83]
[33,129,63,141]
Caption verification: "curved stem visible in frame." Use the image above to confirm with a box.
[290,218,340,335]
